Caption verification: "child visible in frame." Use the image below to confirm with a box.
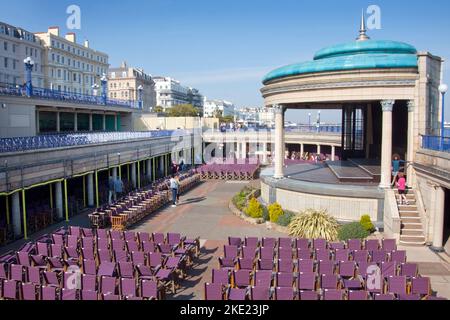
[396,172,409,205]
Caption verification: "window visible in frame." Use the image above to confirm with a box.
[4,41,7,51]
[12,44,16,53]
[73,73,77,81]
[4,57,7,68]
[52,53,55,61]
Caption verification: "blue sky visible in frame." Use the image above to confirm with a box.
[1,0,450,122]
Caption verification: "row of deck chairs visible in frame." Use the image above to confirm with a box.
[0,227,200,300]
[198,164,260,180]
[204,237,447,300]
[89,171,201,230]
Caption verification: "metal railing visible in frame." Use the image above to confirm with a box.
[421,135,450,153]
[0,82,138,109]
[0,130,189,153]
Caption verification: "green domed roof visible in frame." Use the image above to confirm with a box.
[263,39,418,84]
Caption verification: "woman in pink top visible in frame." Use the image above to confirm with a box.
[396,172,409,205]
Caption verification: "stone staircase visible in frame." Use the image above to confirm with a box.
[396,189,426,246]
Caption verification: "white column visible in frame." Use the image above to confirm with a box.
[55,182,63,219]
[274,105,285,179]
[87,173,94,207]
[103,114,106,131]
[36,111,40,134]
[317,145,321,155]
[112,167,117,180]
[331,146,336,161]
[300,144,304,156]
[12,192,22,237]
[262,143,268,164]
[114,114,118,131]
[146,159,152,180]
[89,114,93,131]
[236,142,241,159]
[407,101,415,187]
[56,112,60,132]
[432,186,445,251]
[74,113,78,132]
[159,156,165,176]
[379,100,395,188]
[131,162,137,188]
[241,141,247,160]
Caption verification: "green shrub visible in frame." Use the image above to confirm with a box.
[244,198,263,219]
[338,222,370,241]
[277,211,296,227]
[262,206,269,222]
[288,209,339,241]
[232,187,253,210]
[268,203,284,223]
[360,215,375,232]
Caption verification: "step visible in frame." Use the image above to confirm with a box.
[401,223,423,230]
[401,229,424,236]
[400,212,420,218]
[399,240,426,247]
[398,205,418,211]
[401,217,422,224]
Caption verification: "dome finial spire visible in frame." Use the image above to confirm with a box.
[357,9,370,41]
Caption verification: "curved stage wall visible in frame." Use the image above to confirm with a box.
[260,166,385,226]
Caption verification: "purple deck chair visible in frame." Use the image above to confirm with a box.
[44,271,60,287]
[278,238,292,249]
[262,238,276,249]
[81,290,98,300]
[370,250,387,263]
[205,283,223,300]
[98,261,116,277]
[318,260,335,275]
[278,259,294,273]
[353,250,369,263]
[41,286,58,300]
[224,245,239,259]
[387,276,407,295]
[382,239,397,251]
[97,249,112,263]
[120,278,137,298]
[275,287,296,300]
[96,228,108,239]
[228,237,243,248]
[212,269,230,286]
[26,266,42,284]
[390,250,407,263]
[148,252,164,270]
[323,289,345,300]
[297,259,314,273]
[245,237,259,247]
[278,247,293,260]
[357,262,378,279]
[343,278,363,290]
[81,237,94,250]
[339,261,357,278]
[257,259,274,271]
[152,233,165,245]
[250,286,271,300]
[81,228,94,238]
[254,270,273,287]
[67,235,79,248]
[381,261,398,277]
[37,242,50,257]
[296,238,310,250]
[69,226,82,238]
[2,280,18,299]
[50,244,63,258]
[97,238,110,251]
[298,272,317,291]
[400,263,418,278]
[21,283,37,300]
[100,276,117,295]
[52,234,65,246]
[398,294,421,300]
[334,249,350,262]
[242,246,258,259]
[138,232,152,245]
[233,270,252,288]
[259,247,275,260]
[131,251,146,266]
[218,257,236,271]
[374,293,395,300]
[365,239,380,251]
[142,241,156,254]
[112,239,126,251]
[64,246,79,263]
[141,279,159,300]
[299,290,319,300]
[313,239,328,250]
[118,262,135,278]
[61,288,77,300]
[315,249,331,261]
[347,239,362,251]
[10,264,24,282]
[238,258,254,271]
[321,274,341,289]
[348,290,369,300]
[297,248,312,260]
[158,244,175,257]
[276,272,294,288]
[411,277,431,296]
[47,257,66,272]
[82,259,97,275]
[17,252,31,267]
[109,230,123,241]
[227,288,247,300]
[81,274,97,292]
[329,242,345,250]
[126,241,140,253]
[81,247,95,261]
[102,293,120,300]
[124,231,136,243]
[136,265,154,281]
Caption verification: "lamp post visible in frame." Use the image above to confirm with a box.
[92,84,100,104]
[100,73,108,105]
[317,110,321,133]
[308,112,312,131]
[23,57,35,97]
[137,85,144,109]
[439,83,448,151]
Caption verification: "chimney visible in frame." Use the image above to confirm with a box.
[65,33,76,43]
[121,61,127,68]
[84,39,89,48]
[48,26,60,37]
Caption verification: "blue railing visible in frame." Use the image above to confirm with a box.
[0,82,138,109]
[218,125,342,134]
[0,130,187,153]
[422,135,450,153]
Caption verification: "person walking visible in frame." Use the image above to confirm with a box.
[170,175,179,208]
[391,154,406,187]
[114,177,124,201]
[396,172,409,205]
[175,175,181,205]
[108,176,115,205]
